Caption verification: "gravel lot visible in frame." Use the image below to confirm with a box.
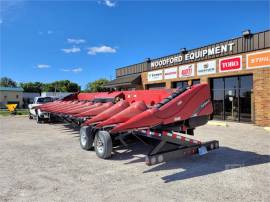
[0,116,269,202]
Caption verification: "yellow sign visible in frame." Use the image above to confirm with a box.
[6,104,17,112]
[246,50,270,69]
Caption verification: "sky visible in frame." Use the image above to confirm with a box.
[0,0,269,89]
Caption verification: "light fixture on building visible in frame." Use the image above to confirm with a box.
[180,48,187,54]
[242,29,252,37]
[145,58,151,63]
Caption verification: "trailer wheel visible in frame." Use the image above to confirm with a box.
[94,131,112,159]
[80,126,94,150]
[36,115,43,123]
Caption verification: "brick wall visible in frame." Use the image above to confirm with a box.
[253,68,270,126]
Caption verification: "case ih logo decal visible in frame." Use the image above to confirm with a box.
[147,70,163,81]
[219,56,242,72]
[179,64,195,78]
[246,50,270,69]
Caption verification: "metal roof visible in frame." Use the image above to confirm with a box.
[0,87,24,92]
[104,74,141,88]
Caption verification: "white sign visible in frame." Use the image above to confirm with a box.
[179,64,195,78]
[164,67,177,79]
[147,70,163,81]
[151,43,234,68]
[197,60,216,75]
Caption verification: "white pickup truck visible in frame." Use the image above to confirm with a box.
[28,96,55,123]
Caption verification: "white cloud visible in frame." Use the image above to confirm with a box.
[36,64,50,69]
[67,38,86,44]
[61,67,83,73]
[103,0,116,7]
[38,30,54,35]
[87,45,117,55]
[61,47,81,53]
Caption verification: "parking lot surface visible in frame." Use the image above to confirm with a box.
[0,116,269,202]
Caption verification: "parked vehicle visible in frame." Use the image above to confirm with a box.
[28,96,55,123]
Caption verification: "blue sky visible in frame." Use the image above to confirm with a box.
[0,0,269,89]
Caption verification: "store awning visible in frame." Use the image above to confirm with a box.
[104,74,141,88]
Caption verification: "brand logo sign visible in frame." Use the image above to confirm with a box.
[151,43,234,68]
[219,56,242,72]
[179,64,195,78]
[246,50,270,69]
[164,67,177,79]
[147,70,163,81]
[197,60,216,75]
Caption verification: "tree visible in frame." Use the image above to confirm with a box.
[42,80,80,92]
[20,82,43,93]
[86,78,109,92]
[0,77,17,87]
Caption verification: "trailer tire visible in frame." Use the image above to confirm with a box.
[94,130,112,159]
[36,115,42,124]
[80,126,94,150]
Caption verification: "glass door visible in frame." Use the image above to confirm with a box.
[224,77,239,121]
[211,75,253,123]
[239,75,253,122]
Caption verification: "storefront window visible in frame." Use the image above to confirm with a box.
[210,75,253,123]
[172,79,199,89]
[192,79,200,85]
[172,81,188,89]
[224,76,239,121]
[146,83,165,89]
[239,75,253,122]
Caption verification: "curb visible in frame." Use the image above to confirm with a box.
[207,121,228,127]
[0,115,28,118]
[264,127,270,132]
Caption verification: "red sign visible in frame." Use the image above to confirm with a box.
[179,64,195,77]
[219,56,242,72]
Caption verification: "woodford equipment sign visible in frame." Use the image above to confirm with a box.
[151,42,235,69]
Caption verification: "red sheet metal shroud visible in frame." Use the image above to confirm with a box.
[82,100,130,126]
[96,101,148,128]
[110,84,213,133]
[51,101,86,113]
[43,101,79,113]
[72,102,103,117]
[61,102,93,115]
[73,102,114,118]
[38,100,67,110]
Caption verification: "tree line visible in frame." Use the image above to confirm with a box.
[0,77,110,93]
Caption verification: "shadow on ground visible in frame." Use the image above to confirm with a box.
[51,123,270,183]
[143,147,270,183]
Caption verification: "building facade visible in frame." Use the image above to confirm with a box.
[105,30,270,126]
[0,87,24,108]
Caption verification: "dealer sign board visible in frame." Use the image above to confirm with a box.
[164,67,177,79]
[246,50,270,69]
[219,56,242,72]
[197,60,216,75]
[148,70,163,81]
[151,42,234,69]
[179,64,195,78]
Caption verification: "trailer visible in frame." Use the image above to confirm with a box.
[37,84,219,165]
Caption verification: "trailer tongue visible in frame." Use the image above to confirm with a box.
[37,84,219,165]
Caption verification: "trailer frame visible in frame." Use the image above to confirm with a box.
[135,129,219,166]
